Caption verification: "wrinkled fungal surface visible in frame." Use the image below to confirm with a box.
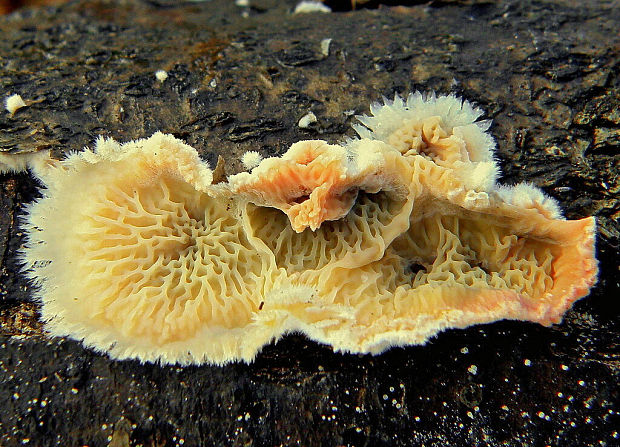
[19,93,598,365]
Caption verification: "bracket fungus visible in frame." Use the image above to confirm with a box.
[18,93,597,365]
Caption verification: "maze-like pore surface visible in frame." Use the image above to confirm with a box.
[248,192,403,273]
[78,174,263,345]
[21,95,597,365]
[391,210,554,298]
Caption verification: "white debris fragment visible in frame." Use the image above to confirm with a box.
[235,0,249,6]
[5,94,26,115]
[294,1,331,14]
[0,150,51,175]
[241,151,263,170]
[155,70,168,82]
[320,38,332,57]
[298,111,317,128]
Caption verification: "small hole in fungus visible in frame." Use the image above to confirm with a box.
[407,262,426,275]
[291,195,310,204]
[469,260,491,275]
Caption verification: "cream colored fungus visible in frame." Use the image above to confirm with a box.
[19,93,597,364]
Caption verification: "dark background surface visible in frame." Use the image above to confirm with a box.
[0,1,618,445]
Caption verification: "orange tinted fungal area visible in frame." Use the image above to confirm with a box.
[18,93,598,365]
[231,140,378,232]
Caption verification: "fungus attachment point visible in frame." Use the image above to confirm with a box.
[20,94,598,365]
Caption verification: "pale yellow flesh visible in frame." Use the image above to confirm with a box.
[21,96,598,365]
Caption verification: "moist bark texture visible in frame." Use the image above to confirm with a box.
[0,1,618,446]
